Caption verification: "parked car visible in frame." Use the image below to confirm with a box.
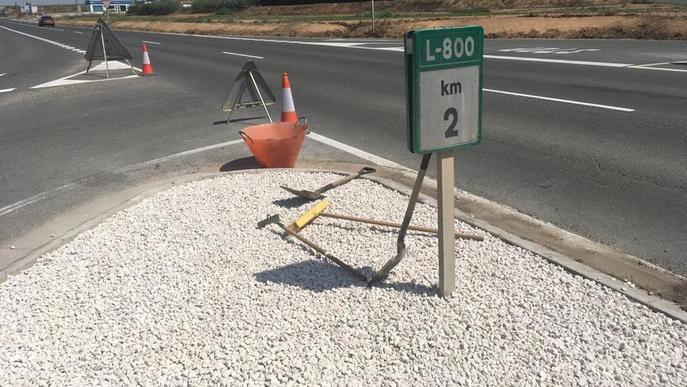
[38,15,55,27]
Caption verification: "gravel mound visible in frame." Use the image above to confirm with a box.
[1,171,685,386]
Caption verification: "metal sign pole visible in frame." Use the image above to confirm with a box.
[371,0,375,34]
[248,70,272,123]
[437,151,455,296]
[100,27,109,78]
[403,27,484,297]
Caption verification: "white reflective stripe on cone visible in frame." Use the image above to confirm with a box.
[283,87,295,112]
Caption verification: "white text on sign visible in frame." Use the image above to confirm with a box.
[426,37,476,62]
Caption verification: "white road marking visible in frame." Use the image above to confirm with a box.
[499,47,600,55]
[99,29,685,73]
[142,40,160,45]
[307,132,408,170]
[0,182,78,217]
[222,51,264,59]
[370,46,404,52]
[629,66,687,73]
[632,62,671,67]
[0,73,6,77]
[0,25,86,54]
[484,88,635,112]
[0,139,245,218]
[74,31,83,34]
[31,61,141,89]
[0,88,16,93]
[554,49,600,55]
[628,62,687,73]
[484,55,630,68]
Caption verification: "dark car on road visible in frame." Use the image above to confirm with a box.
[38,15,55,27]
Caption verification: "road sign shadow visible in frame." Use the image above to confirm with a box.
[255,257,437,296]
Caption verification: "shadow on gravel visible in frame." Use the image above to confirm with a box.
[254,260,438,296]
[255,260,362,292]
[255,230,437,296]
[220,157,261,172]
[272,196,311,208]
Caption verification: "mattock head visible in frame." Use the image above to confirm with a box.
[257,214,281,229]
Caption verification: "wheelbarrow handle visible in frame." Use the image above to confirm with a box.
[298,116,309,133]
[238,131,254,144]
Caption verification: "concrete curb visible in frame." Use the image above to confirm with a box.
[295,160,687,323]
[366,174,687,324]
[2,165,685,324]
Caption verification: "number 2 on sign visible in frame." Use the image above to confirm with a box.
[444,107,458,138]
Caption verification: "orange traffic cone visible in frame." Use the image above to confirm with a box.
[281,73,297,123]
[141,43,154,76]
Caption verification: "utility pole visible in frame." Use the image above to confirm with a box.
[371,0,375,35]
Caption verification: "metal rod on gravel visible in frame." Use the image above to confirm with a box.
[280,167,376,200]
[368,153,432,285]
[317,212,483,241]
[257,214,369,282]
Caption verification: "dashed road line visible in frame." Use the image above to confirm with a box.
[499,47,601,55]
[484,88,635,112]
[107,28,686,74]
[0,25,85,54]
[0,88,16,94]
[142,40,160,45]
[74,31,83,34]
[0,73,6,77]
[484,54,630,68]
[222,51,264,59]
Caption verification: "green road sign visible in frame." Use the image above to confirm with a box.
[405,26,484,154]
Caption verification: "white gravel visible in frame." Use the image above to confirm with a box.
[1,171,685,386]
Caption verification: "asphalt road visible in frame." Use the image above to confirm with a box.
[1,18,686,275]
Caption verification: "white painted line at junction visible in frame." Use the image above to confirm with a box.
[31,61,141,89]
[307,132,409,170]
[484,55,630,68]
[0,139,245,218]
[142,40,160,45]
[0,88,16,93]
[630,62,670,68]
[628,63,687,73]
[484,88,635,112]
[0,183,78,217]
[116,139,244,173]
[0,25,86,54]
[222,51,264,59]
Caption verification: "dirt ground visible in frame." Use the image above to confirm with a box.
[60,13,687,39]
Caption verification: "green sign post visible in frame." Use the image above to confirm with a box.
[405,26,483,297]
